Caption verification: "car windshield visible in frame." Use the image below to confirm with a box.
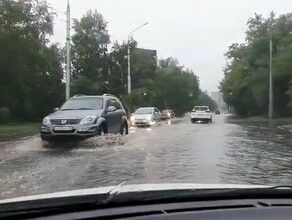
[60,98,103,110]
[134,108,153,114]
[194,107,209,111]
[3,0,292,205]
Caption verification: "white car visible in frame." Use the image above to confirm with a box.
[130,107,161,126]
[190,106,212,123]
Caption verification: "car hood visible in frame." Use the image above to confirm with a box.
[0,183,270,204]
[49,110,103,120]
[132,114,152,120]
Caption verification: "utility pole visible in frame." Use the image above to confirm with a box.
[127,43,131,94]
[65,1,71,100]
[127,22,148,94]
[268,23,273,119]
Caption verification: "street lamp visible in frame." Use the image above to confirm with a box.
[268,26,273,119]
[49,1,71,100]
[127,22,148,94]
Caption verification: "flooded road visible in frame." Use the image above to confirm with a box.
[1,115,292,199]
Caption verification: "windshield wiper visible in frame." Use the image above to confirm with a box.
[60,109,75,111]
[97,186,292,205]
[60,108,95,111]
[269,185,292,190]
[75,108,95,110]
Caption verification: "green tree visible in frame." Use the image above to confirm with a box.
[0,0,64,121]
[69,10,207,116]
[220,12,292,117]
[106,39,137,96]
[71,10,110,95]
[126,57,201,115]
[196,91,218,112]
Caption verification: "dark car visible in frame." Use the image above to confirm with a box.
[40,94,128,142]
[215,110,220,115]
[161,109,175,120]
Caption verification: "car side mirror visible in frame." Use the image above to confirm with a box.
[54,107,59,112]
[107,106,117,112]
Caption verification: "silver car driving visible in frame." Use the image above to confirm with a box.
[130,107,161,126]
[41,94,128,142]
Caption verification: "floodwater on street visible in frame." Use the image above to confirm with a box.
[1,115,292,199]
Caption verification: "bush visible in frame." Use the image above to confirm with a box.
[0,107,11,124]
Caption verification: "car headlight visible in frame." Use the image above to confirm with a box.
[147,115,152,121]
[42,116,50,125]
[130,116,135,122]
[167,113,171,117]
[80,115,97,124]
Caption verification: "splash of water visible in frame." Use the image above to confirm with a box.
[80,134,126,148]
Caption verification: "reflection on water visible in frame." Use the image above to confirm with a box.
[221,120,292,185]
[146,127,152,132]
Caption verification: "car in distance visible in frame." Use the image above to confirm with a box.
[41,94,128,142]
[190,106,212,123]
[215,110,220,115]
[161,109,175,120]
[130,107,161,126]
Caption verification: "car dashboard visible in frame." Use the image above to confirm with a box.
[2,198,292,219]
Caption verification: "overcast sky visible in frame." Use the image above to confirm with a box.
[48,0,292,92]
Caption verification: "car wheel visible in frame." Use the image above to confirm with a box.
[191,119,195,124]
[209,119,212,123]
[120,122,128,136]
[98,123,108,136]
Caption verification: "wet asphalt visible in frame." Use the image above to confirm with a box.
[1,114,292,199]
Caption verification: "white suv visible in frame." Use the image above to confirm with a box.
[190,106,212,123]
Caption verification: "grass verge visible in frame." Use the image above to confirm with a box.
[0,123,40,141]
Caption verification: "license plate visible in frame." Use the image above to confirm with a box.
[136,120,146,123]
[54,126,73,131]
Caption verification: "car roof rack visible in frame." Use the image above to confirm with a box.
[73,94,86,97]
[103,93,116,97]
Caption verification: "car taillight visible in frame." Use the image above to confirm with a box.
[205,110,210,113]
[192,110,196,113]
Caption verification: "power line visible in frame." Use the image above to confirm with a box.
[56,18,67,23]
[48,6,66,15]
[49,6,77,23]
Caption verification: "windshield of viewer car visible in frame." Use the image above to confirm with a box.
[61,98,103,110]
